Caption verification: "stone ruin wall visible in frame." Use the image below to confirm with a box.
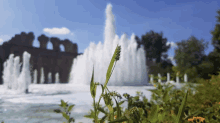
[0,32,83,84]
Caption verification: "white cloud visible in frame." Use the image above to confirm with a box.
[0,35,11,44]
[0,38,3,44]
[43,27,72,35]
[168,56,177,66]
[166,41,177,49]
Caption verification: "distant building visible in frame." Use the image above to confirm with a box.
[0,32,83,84]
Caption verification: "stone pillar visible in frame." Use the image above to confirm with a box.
[55,72,60,83]
[52,66,59,84]
[40,67,45,84]
[44,67,49,84]
[48,72,52,83]
[150,74,153,83]
[72,43,78,54]
[38,34,49,49]
[52,72,55,84]
[20,32,27,45]
[184,73,188,82]
[158,73,161,83]
[50,37,61,52]
[167,73,170,82]
[176,72,180,83]
[37,57,42,84]
[33,69,37,84]
[59,68,64,83]
[27,32,35,47]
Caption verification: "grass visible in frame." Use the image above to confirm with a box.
[2,44,220,123]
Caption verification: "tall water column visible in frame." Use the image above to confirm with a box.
[69,4,148,86]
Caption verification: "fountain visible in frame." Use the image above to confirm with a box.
[40,67,45,84]
[2,54,14,90]
[69,4,149,86]
[55,72,60,84]
[0,4,199,122]
[2,51,31,93]
[48,72,52,83]
[33,69,37,84]
[12,56,21,90]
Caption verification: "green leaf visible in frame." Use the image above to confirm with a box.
[107,105,114,113]
[158,112,166,122]
[104,44,121,89]
[100,115,108,123]
[54,109,62,113]
[118,100,125,106]
[101,84,104,94]
[67,104,75,112]
[84,114,94,119]
[61,99,66,108]
[149,89,162,96]
[148,105,159,123]
[108,116,128,123]
[90,65,96,99]
[62,112,70,120]
[113,97,122,119]
[176,89,189,123]
[68,117,75,122]
[124,110,131,120]
[97,107,108,114]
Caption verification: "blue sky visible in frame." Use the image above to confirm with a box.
[0,0,219,66]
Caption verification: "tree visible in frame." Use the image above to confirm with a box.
[173,35,209,82]
[205,9,220,78]
[136,30,171,63]
[159,53,174,73]
[135,31,174,79]
[211,9,220,52]
[174,36,209,68]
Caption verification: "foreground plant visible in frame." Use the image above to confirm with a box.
[53,44,220,123]
[54,99,75,123]
[82,44,191,123]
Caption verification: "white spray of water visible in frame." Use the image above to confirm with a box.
[69,4,148,86]
[2,54,14,89]
[55,72,60,84]
[12,56,21,90]
[40,67,45,84]
[48,72,52,83]
[16,51,31,93]
[33,69,37,84]
[2,51,32,93]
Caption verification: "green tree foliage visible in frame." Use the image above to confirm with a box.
[136,30,171,63]
[203,9,220,79]
[174,36,209,68]
[211,9,220,52]
[135,31,173,78]
[173,36,209,83]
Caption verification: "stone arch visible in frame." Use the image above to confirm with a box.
[50,37,61,52]
[27,32,35,47]
[10,34,21,45]
[21,32,35,47]
[38,34,49,49]
[47,41,53,50]
[34,39,40,48]
[61,39,78,53]
[60,44,65,52]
